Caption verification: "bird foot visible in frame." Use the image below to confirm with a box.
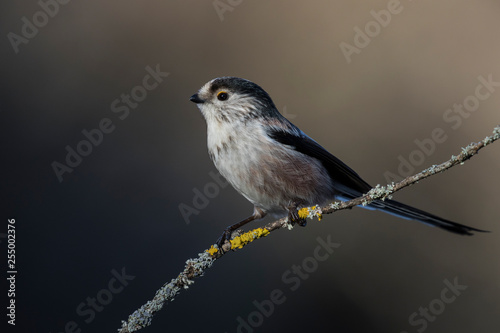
[287,206,307,227]
[216,228,233,249]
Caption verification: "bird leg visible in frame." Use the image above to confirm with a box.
[287,202,307,227]
[216,207,267,248]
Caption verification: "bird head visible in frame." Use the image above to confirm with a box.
[190,77,278,124]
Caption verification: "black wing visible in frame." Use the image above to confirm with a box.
[268,128,372,198]
[268,127,487,235]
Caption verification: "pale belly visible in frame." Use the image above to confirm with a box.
[211,136,335,216]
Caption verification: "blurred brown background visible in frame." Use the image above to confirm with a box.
[2,1,499,332]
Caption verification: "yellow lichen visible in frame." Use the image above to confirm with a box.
[206,245,219,255]
[298,206,322,221]
[230,228,270,250]
[298,207,310,219]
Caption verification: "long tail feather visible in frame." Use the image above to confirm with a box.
[367,199,488,235]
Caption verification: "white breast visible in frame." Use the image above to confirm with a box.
[206,120,334,216]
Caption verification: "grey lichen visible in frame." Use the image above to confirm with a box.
[119,252,214,332]
[423,164,439,175]
[484,125,500,145]
[330,201,342,210]
[365,184,393,203]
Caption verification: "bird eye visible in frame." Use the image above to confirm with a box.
[217,91,229,101]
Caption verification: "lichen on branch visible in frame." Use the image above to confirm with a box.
[118,125,499,333]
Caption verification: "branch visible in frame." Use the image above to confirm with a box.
[118,125,499,333]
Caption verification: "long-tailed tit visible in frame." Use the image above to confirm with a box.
[190,77,486,247]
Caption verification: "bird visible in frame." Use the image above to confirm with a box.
[189,77,487,247]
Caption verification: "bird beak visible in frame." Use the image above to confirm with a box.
[189,94,205,104]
